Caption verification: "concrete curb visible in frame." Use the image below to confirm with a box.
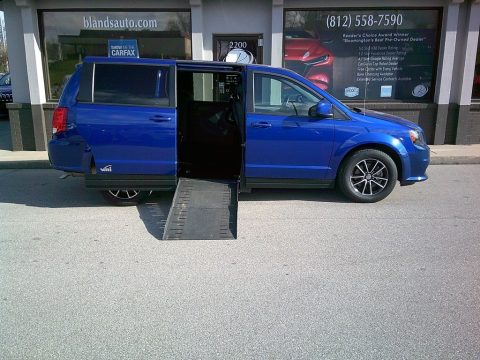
[0,160,51,169]
[430,157,480,165]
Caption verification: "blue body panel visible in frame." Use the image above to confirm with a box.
[75,104,176,175]
[244,64,429,183]
[48,57,429,187]
[245,113,335,179]
[48,66,85,172]
[49,58,177,175]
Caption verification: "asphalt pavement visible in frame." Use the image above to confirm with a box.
[1,166,479,359]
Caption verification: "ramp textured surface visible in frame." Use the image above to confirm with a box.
[163,178,238,240]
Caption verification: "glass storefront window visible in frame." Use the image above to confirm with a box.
[284,9,441,102]
[472,35,480,99]
[40,10,191,100]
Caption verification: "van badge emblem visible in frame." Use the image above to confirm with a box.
[100,165,112,172]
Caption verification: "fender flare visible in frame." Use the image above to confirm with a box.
[329,133,411,181]
[81,146,94,174]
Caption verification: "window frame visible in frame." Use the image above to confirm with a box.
[282,7,443,103]
[248,70,349,120]
[471,34,480,101]
[78,62,176,108]
[252,72,323,117]
[38,8,192,102]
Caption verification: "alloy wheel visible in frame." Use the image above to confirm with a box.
[107,189,140,200]
[349,159,389,196]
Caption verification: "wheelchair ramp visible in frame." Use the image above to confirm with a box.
[163,178,238,240]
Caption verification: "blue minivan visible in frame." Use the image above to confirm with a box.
[48,57,429,204]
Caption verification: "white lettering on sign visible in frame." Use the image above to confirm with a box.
[229,41,248,49]
[83,16,158,29]
[110,49,137,57]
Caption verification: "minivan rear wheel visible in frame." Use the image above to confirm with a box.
[100,189,151,206]
[338,149,397,203]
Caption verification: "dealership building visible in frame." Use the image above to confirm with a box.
[1,0,480,150]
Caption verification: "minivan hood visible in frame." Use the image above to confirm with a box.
[352,108,419,130]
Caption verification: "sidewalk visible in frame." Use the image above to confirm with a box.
[0,145,479,169]
[0,149,51,169]
[429,145,480,165]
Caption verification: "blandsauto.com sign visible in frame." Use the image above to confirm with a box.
[83,16,158,29]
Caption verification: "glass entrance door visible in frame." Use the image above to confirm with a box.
[213,34,263,64]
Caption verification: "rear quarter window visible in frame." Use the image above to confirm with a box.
[93,63,170,107]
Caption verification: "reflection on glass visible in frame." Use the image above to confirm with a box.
[283,9,440,102]
[41,11,192,100]
[254,73,322,116]
[473,36,480,99]
[94,64,170,106]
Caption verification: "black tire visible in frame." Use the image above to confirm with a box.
[338,149,398,203]
[100,189,151,206]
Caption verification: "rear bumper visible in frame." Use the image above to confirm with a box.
[48,138,86,173]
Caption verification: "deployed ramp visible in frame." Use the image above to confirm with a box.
[163,178,238,240]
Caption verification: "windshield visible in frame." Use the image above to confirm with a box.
[0,74,11,86]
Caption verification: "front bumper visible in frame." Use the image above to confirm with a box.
[401,144,430,185]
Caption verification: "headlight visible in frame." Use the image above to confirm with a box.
[305,55,329,65]
[409,129,425,146]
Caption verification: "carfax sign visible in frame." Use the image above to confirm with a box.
[108,39,139,58]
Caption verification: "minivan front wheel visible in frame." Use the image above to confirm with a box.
[338,149,398,203]
[100,189,151,206]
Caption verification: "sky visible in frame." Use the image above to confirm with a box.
[0,11,5,44]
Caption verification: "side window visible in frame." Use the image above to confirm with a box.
[93,64,170,106]
[253,73,322,116]
[191,72,241,102]
[0,74,10,86]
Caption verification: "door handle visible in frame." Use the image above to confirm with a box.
[149,115,172,122]
[251,121,272,128]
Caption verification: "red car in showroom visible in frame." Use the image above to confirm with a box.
[284,30,333,90]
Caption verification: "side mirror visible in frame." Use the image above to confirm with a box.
[310,100,333,119]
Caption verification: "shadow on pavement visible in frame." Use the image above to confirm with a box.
[136,192,174,240]
[0,169,106,208]
[239,188,349,203]
[0,169,349,240]
[137,188,348,240]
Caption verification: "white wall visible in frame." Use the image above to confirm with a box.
[202,0,272,64]
[457,2,480,105]
[3,0,30,103]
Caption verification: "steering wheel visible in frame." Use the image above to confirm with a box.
[283,94,304,106]
[282,94,304,116]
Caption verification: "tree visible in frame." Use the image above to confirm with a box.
[0,45,8,73]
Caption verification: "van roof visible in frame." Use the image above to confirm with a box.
[82,56,274,71]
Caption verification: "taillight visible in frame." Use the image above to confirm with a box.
[52,107,68,134]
